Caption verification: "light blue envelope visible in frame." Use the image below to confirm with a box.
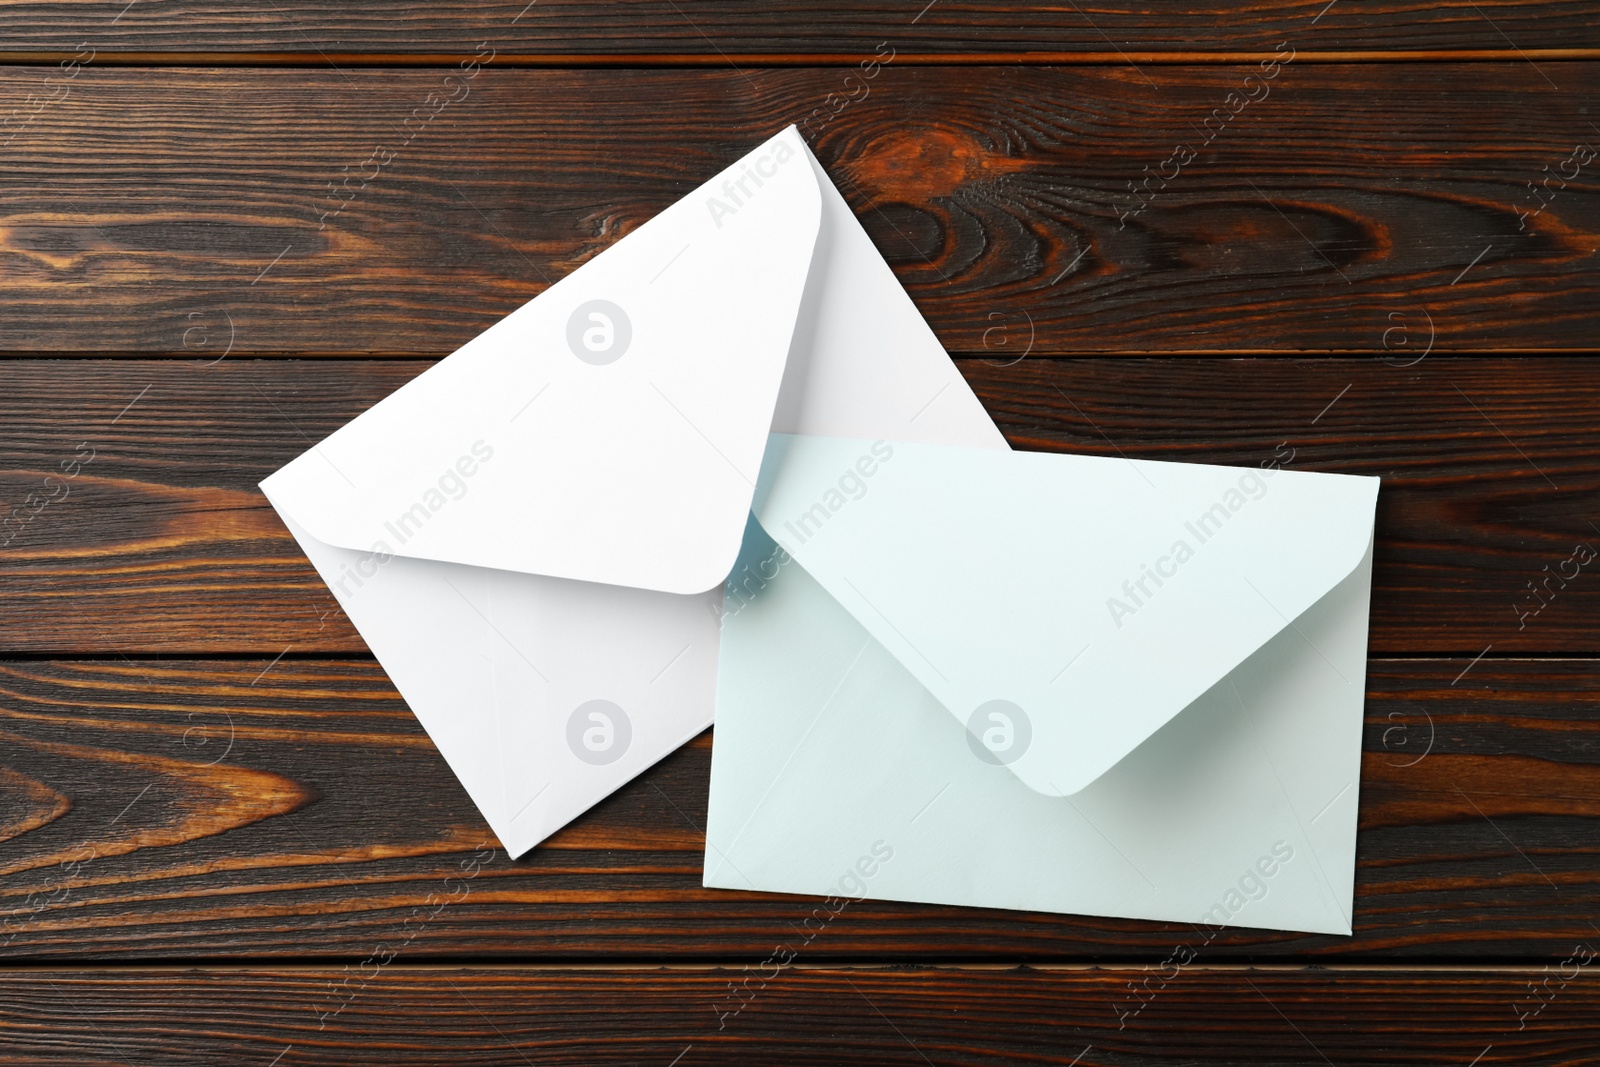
[705,436,1379,934]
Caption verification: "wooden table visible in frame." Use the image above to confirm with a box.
[1,3,1597,1062]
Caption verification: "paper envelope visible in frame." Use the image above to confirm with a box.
[705,437,1380,935]
[259,126,1002,856]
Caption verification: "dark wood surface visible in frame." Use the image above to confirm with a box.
[0,1,1594,58]
[1,4,1597,1062]
[2,967,1597,1065]
[1,65,1597,355]
[2,358,1596,654]
[0,658,1596,961]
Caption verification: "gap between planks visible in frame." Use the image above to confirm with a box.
[0,961,1586,973]
[0,49,1594,68]
[2,350,1598,361]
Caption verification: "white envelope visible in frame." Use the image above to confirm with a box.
[260,127,1002,856]
[704,435,1380,933]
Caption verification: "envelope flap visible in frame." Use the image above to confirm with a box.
[751,435,1380,796]
[261,127,821,596]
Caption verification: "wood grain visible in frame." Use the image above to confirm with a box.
[1,358,1596,655]
[0,65,1596,355]
[0,0,1594,59]
[0,657,1594,961]
[0,0,1590,1051]
[0,966,1594,1064]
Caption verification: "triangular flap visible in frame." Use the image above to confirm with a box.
[751,435,1379,798]
[262,127,822,596]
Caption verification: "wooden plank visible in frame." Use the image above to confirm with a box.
[0,1,1593,59]
[2,358,1596,654]
[0,657,1595,961]
[0,65,1596,355]
[0,965,1594,1063]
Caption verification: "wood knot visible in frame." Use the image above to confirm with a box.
[850,128,1026,201]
